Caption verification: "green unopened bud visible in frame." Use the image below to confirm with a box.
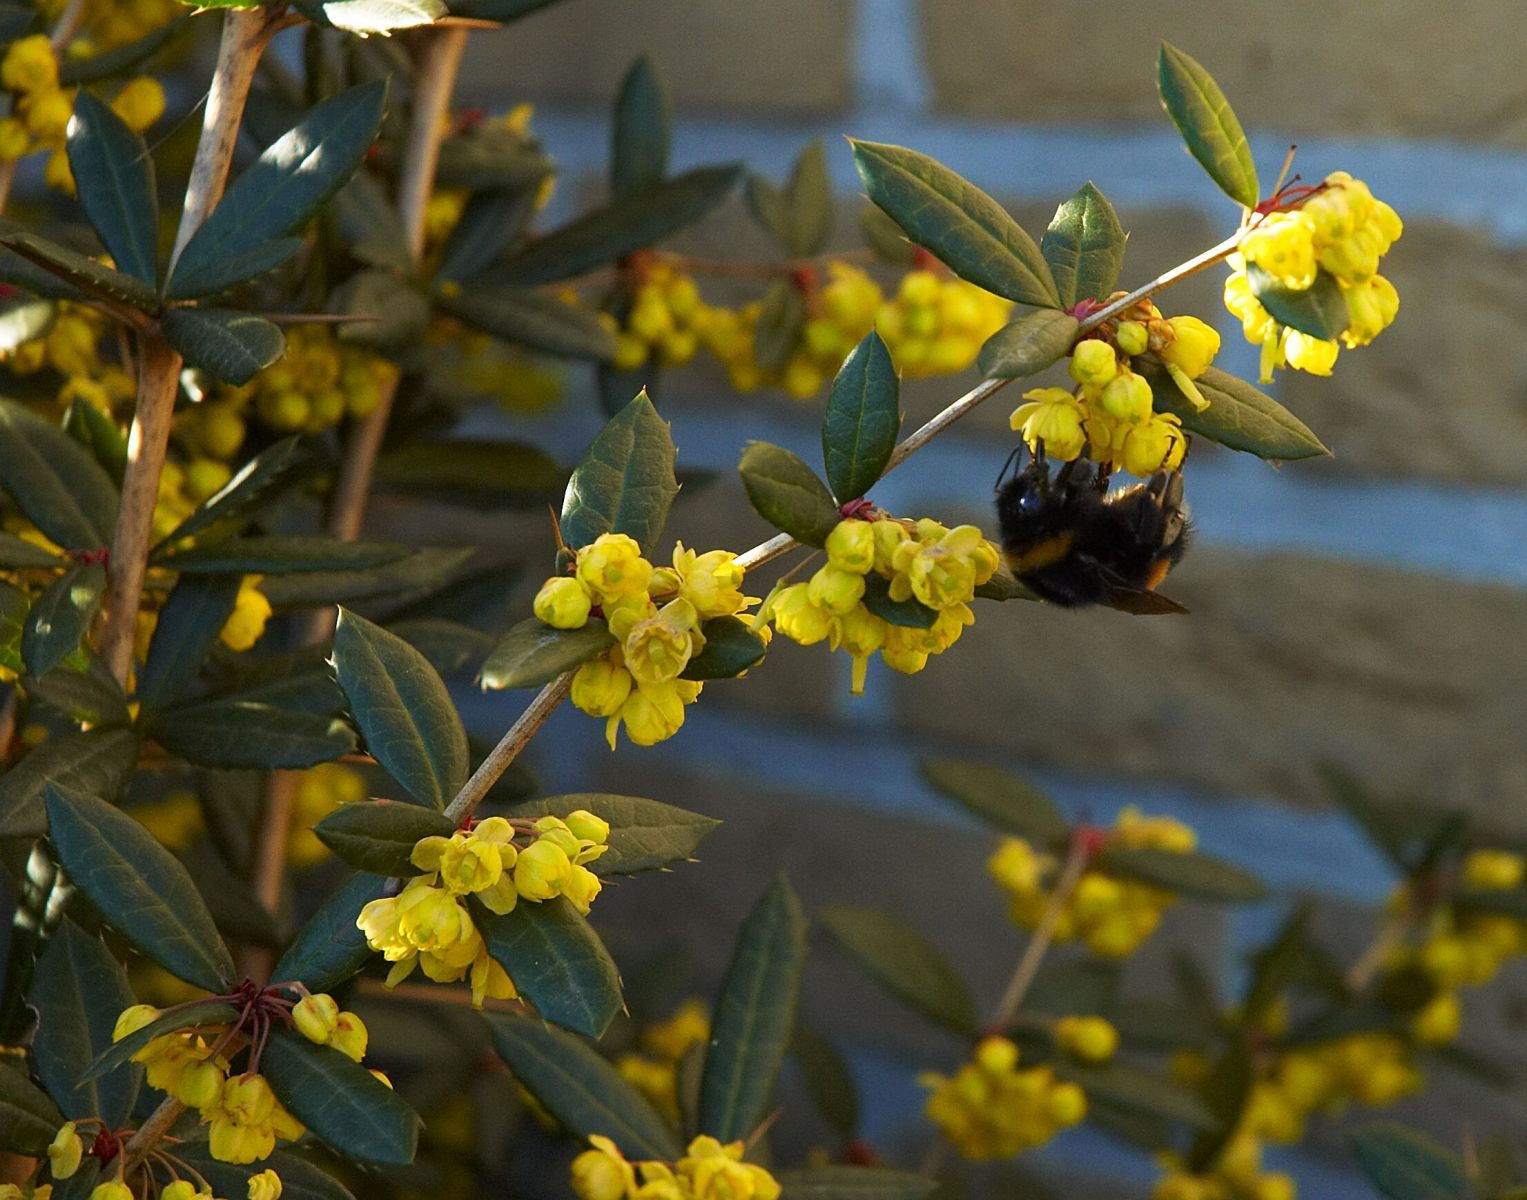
[533,576,593,629]
[825,519,875,573]
[565,809,610,844]
[293,993,340,1045]
[1098,370,1152,425]
[1068,338,1118,386]
[1114,320,1148,356]
[806,564,865,616]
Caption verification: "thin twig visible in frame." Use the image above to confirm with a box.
[123,1097,186,1171]
[445,672,572,824]
[990,837,1089,1031]
[1344,911,1413,995]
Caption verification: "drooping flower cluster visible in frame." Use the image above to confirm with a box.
[1151,1125,1295,1200]
[569,1134,782,1200]
[532,533,758,748]
[764,515,1000,694]
[357,811,610,1005]
[920,1036,1087,1161]
[612,261,707,373]
[1224,172,1401,381]
[1010,300,1218,477]
[988,808,1197,957]
[615,998,711,1124]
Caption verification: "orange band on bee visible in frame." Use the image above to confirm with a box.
[1005,533,1075,571]
[1144,559,1173,592]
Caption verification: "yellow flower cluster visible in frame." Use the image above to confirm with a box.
[1224,173,1401,381]
[570,1134,781,1200]
[1010,301,1218,477]
[615,998,711,1124]
[59,0,182,55]
[764,515,999,694]
[533,533,757,748]
[357,811,610,1005]
[612,262,705,373]
[1151,1128,1294,1200]
[921,1036,1086,1161]
[210,324,393,438]
[1,302,135,411]
[285,762,368,867]
[988,809,1197,957]
[0,36,164,189]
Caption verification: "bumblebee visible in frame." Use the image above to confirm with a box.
[994,443,1191,614]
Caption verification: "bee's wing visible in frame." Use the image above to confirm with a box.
[1102,587,1189,616]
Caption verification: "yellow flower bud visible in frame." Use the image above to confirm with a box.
[1463,849,1525,891]
[0,117,29,162]
[292,993,340,1045]
[577,532,652,600]
[162,1181,204,1200]
[1046,1080,1087,1126]
[533,576,593,629]
[247,1169,283,1200]
[1009,387,1085,462]
[222,1073,277,1126]
[570,1135,636,1200]
[1098,369,1152,425]
[1,36,58,94]
[1115,320,1149,356]
[1158,316,1220,379]
[769,583,834,646]
[514,838,572,901]
[88,1183,135,1200]
[565,810,610,844]
[219,579,271,652]
[825,519,876,572]
[606,680,687,748]
[1283,331,1338,376]
[110,77,165,131]
[871,519,910,574]
[1121,411,1187,476]
[331,1012,368,1062]
[974,1036,1018,1074]
[48,1122,82,1179]
[806,564,865,617]
[22,88,73,141]
[571,656,633,717]
[1054,1015,1118,1063]
[113,1004,161,1042]
[1409,991,1460,1045]
[1068,339,1118,386]
[562,864,602,915]
[175,1058,224,1109]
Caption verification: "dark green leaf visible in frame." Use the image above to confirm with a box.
[22,562,104,677]
[391,618,496,675]
[0,296,54,350]
[791,1025,859,1139]
[66,89,158,285]
[271,871,389,993]
[978,308,1080,379]
[484,1012,681,1159]
[0,399,118,549]
[698,874,808,1141]
[437,188,538,284]
[0,221,158,309]
[51,1158,100,1200]
[785,141,834,258]
[333,609,469,809]
[506,793,721,875]
[259,546,476,610]
[475,895,623,1037]
[859,202,917,266]
[438,284,616,361]
[1139,360,1330,461]
[1157,44,1259,209]
[737,441,839,548]
[681,615,767,681]
[612,55,669,199]
[1100,848,1266,903]
[46,784,234,990]
[0,530,64,568]
[155,536,410,573]
[746,174,791,249]
[849,140,1058,307]
[1054,1060,1218,1129]
[859,572,937,629]
[753,279,807,374]
[148,700,356,770]
[25,654,129,727]
[775,1168,937,1200]
[493,165,741,285]
[920,758,1069,844]
[59,15,188,85]
[1041,183,1126,307]
[30,921,141,1125]
[64,399,128,484]
[332,268,431,350]
[0,244,82,299]
[818,905,977,1035]
[80,999,238,1083]
[0,1060,64,1154]
[1187,1041,1254,1171]
[303,0,444,33]
[314,800,456,876]
[1244,907,1310,1032]
[160,308,286,386]
[430,130,554,191]
[261,1027,420,1163]
[0,727,136,837]
[169,81,389,298]
[375,439,564,509]
[173,1145,356,1200]
[559,390,679,555]
[822,330,899,504]
[1350,1124,1469,1200]
[1247,263,1349,341]
[156,436,303,550]
[137,573,242,715]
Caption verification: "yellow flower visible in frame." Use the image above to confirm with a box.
[623,597,701,684]
[1121,411,1187,476]
[47,1122,82,1179]
[1009,387,1085,462]
[824,519,876,574]
[1054,1015,1118,1063]
[1068,339,1118,386]
[889,525,986,610]
[0,117,28,161]
[22,88,73,141]
[679,1136,781,1200]
[834,604,888,695]
[806,564,865,616]
[577,532,653,600]
[672,543,750,618]
[562,864,603,915]
[571,655,634,718]
[1,36,58,94]
[534,576,593,629]
[292,994,340,1045]
[219,577,271,652]
[88,1184,134,1200]
[247,1169,283,1200]
[1158,316,1220,379]
[1463,849,1525,891]
[175,1057,224,1109]
[606,679,688,748]
[1097,369,1152,425]
[570,1135,636,1200]
[162,1182,207,1200]
[1340,275,1398,348]
[331,1011,368,1062]
[1409,991,1460,1045]
[1239,212,1317,290]
[514,837,572,901]
[113,1003,161,1041]
[110,76,165,131]
[769,583,833,646]
[1283,331,1338,376]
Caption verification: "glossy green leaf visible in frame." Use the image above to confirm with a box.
[314,800,456,876]
[1041,182,1126,307]
[559,390,678,555]
[64,399,128,484]
[161,308,286,386]
[172,1145,355,1200]
[155,436,303,550]
[169,81,388,298]
[484,1012,681,1159]
[785,139,833,258]
[0,244,81,299]
[25,655,129,727]
[859,571,937,629]
[978,308,1080,379]
[30,921,141,1125]
[849,140,1058,308]
[391,618,496,675]
[51,1159,101,1200]
[737,441,840,548]
[0,296,54,351]
[271,871,389,993]
[155,535,410,573]
[681,615,768,681]
[1054,1060,1218,1129]
[59,15,188,85]
[506,793,721,875]
[0,1060,64,1155]
[698,874,808,1142]
[792,1025,859,1139]
[0,399,118,549]
[0,530,64,568]
[746,174,792,250]
[1139,360,1330,461]
[612,55,669,199]
[46,784,234,991]
[822,330,899,504]
[438,284,616,360]
[437,188,538,284]
[493,164,741,284]
[260,546,476,610]
[22,562,104,677]
[753,278,807,373]
[1350,1124,1469,1200]
[303,0,444,32]
[1101,847,1266,903]
[333,609,468,810]
[1247,263,1349,341]
[148,700,356,770]
[137,573,242,715]
[1157,44,1258,208]
[66,89,158,285]
[376,439,564,509]
[818,905,977,1035]
[920,758,1069,844]
[0,727,136,838]
[0,221,158,309]
[475,896,623,1036]
[775,1168,937,1200]
[261,1027,420,1163]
